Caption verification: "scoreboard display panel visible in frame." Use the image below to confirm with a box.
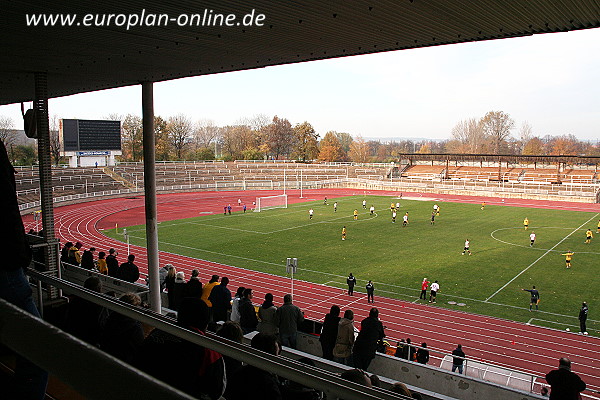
[61,119,121,151]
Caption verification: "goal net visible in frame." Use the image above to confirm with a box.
[254,194,288,212]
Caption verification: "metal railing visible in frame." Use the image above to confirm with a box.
[24,269,409,400]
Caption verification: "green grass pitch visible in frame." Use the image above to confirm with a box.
[104,195,599,334]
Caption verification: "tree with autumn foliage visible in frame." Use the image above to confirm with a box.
[480,111,515,154]
[291,121,319,161]
[522,137,545,155]
[263,116,295,160]
[348,136,369,163]
[318,131,345,162]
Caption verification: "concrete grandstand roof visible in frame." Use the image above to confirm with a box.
[2,0,600,105]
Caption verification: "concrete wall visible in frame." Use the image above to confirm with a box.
[296,332,544,400]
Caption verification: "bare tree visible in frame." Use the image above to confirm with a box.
[450,118,485,153]
[48,115,62,165]
[480,111,515,154]
[517,121,533,154]
[194,119,221,149]
[0,116,17,148]
[167,114,193,159]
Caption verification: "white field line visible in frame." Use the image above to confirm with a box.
[485,213,600,302]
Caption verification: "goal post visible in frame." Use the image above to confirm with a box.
[254,194,288,212]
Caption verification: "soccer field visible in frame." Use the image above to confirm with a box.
[104,195,599,334]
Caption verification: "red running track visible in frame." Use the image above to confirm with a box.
[23,189,600,397]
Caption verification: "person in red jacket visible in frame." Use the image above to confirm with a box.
[545,357,586,399]
[419,278,429,300]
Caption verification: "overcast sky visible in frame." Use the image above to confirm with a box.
[1,27,599,141]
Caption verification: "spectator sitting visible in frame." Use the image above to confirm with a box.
[184,269,203,298]
[239,288,258,334]
[225,333,282,400]
[80,247,96,270]
[171,271,187,311]
[100,292,144,364]
[416,342,429,364]
[258,293,279,335]
[391,382,412,397]
[96,251,107,275]
[230,286,245,323]
[333,309,355,366]
[319,305,341,361]
[340,368,372,387]
[106,248,119,277]
[274,294,305,349]
[117,254,140,283]
[209,276,232,323]
[64,276,108,346]
[134,298,226,400]
[216,321,244,377]
[280,357,323,400]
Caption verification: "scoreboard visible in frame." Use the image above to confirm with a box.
[61,119,121,151]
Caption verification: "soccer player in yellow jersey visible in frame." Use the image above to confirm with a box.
[585,229,593,244]
[481,202,486,210]
[523,217,529,230]
[353,209,358,220]
[597,219,600,234]
[561,250,574,268]
[390,202,396,212]
[341,226,347,240]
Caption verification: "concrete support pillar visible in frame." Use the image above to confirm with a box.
[142,82,161,313]
[35,73,59,293]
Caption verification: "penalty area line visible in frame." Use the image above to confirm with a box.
[485,212,599,302]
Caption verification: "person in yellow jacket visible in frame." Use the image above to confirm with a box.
[585,229,593,244]
[97,251,108,274]
[561,250,574,269]
[201,274,220,309]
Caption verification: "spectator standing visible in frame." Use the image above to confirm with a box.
[258,293,279,335]
[419,278,429,300]
[170,271,187,311]
[65,276,108,346]
[209,276,232,322]
[225,333,282,400]
[68,242,82,265]
[429,280,440,303]
[366,280,375,303]
[135,298,226,400]
[451,344,466,374]
[402,338,416,361]
[60,242,73,263]
[106,248,119,277]
[230,286,245,323]
[579,302,589,334]
[319,305,341,361]
[352,307,385,370]
[333,309,355,366]
[184,269,203,299]
[201,275,220,318]
[394,339,405,358]
[96,251,108,275]
[239,288,259,334]
[80,247,96,269]
[416,343,430,364]
[100,293,144,364]
[275,294,305,349]
[347,273,356,295]
[164,265,176,309]
[158,264,171,290]
[545,357,586,400]
[0,140,47,399]
[117,254,139,283]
